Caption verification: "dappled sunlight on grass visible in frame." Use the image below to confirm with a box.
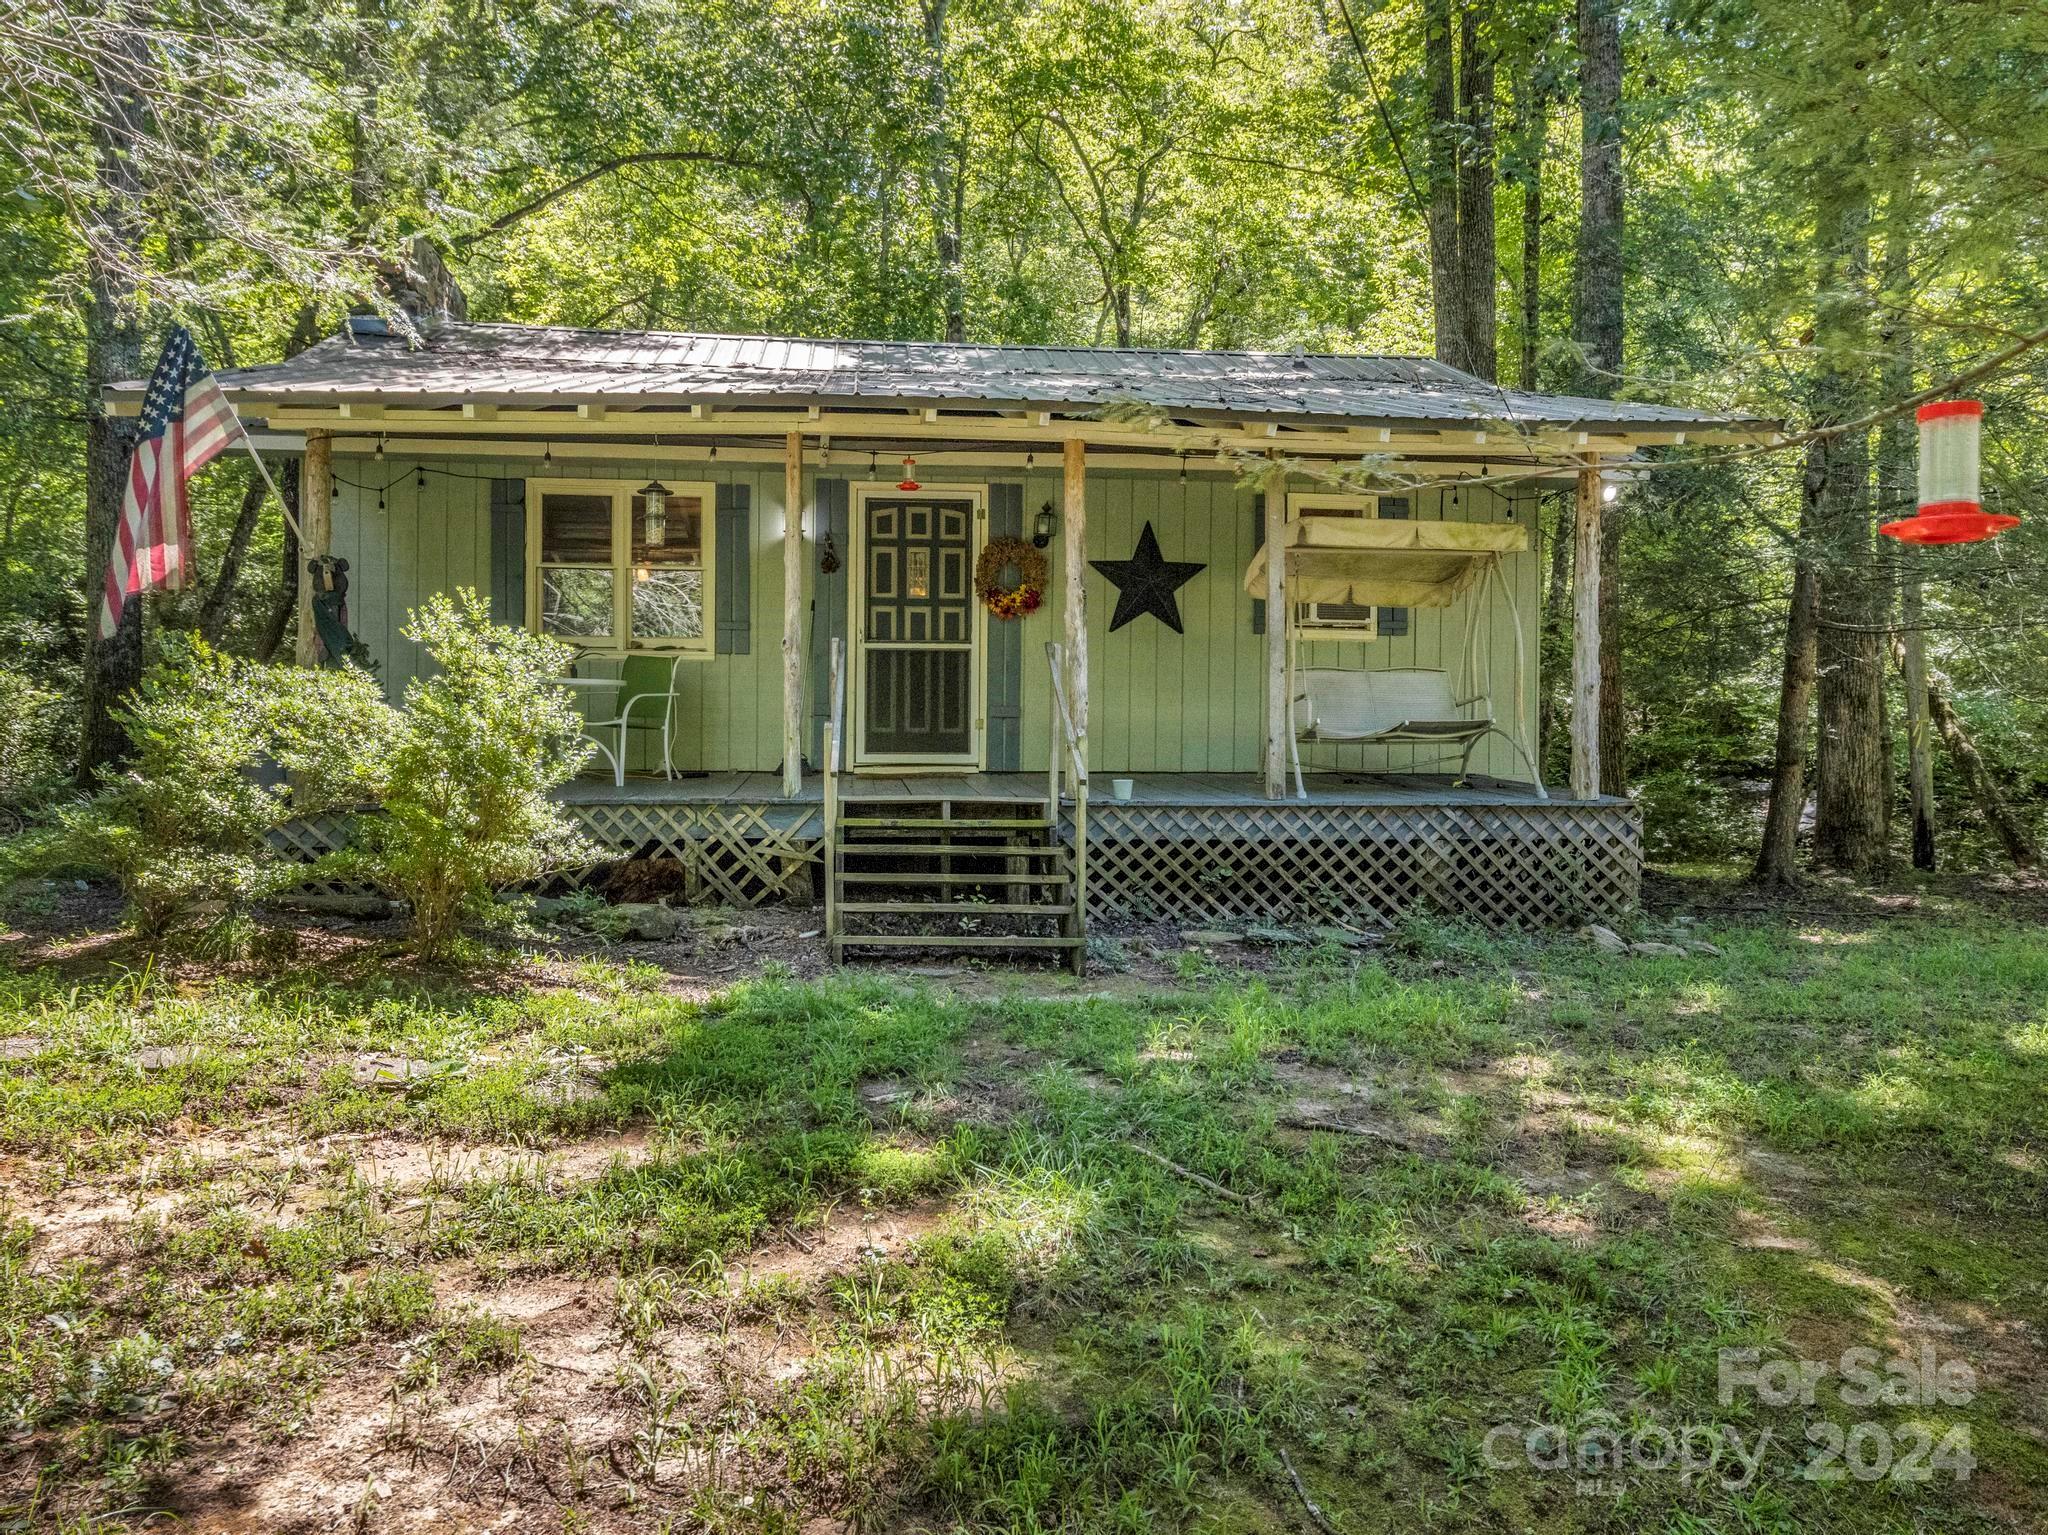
[0,893,2043,1528]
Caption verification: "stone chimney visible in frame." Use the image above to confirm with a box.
[375,236,469,338]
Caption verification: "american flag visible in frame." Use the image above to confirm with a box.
[100,327,241,638]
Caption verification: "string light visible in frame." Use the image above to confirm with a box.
[542,442,553,467]
[373,436,385,461]
[415,465,426,490]
[1178,451,1188,485]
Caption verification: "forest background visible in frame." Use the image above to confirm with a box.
[4,0,2044,880]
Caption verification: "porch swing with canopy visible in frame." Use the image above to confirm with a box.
[1242,514,1546,801]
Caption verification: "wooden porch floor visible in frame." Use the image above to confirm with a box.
[559,770,1614,809]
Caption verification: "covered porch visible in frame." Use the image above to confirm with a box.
[554,769,1640,928]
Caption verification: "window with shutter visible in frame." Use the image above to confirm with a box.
[526,477,717,656]
[1286,492,1380,640]
[1376,495,1410,638]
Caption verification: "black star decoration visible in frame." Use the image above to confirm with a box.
[1090,521,1206,634]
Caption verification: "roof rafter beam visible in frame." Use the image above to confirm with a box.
[257,404,1709,460]
[322,433,1569,479]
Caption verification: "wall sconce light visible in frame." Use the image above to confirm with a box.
[639,479,670,544]
[1032,501,1057,548]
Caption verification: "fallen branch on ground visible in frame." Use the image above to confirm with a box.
[1278,1445,1342,1535]
[1125,1143,1261,1206]
[1279,1114,1421,1150]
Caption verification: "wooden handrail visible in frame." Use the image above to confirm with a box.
[1043,641,1087,787]
[823,637,846,946]
[1044,641,1088,937]
[827,636,846,775]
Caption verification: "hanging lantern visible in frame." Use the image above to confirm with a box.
[897,456,921,491]
[1881,401,2019,544]
[639,479,670,545]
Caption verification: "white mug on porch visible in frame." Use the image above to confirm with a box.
[1111,778,1134,802]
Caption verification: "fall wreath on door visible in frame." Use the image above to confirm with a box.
[975,537,1048,619]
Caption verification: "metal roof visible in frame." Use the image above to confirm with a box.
[147,321,1769,434]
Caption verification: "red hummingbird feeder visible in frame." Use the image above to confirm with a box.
[1880,400,2019,545]
[897,456,921,492]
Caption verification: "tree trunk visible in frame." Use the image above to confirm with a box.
[1889,639,2038,869]
[1808,184,1889,877]
[1754,440,1827,887]
[1539,487,1573,771]
[1572,0,1622,394]
[922,0,966,343]
[197,468,269,644]
[1456,3,1497,383]
[1899,571,1935,868]
[197,301,323,646]
[1517,76,1546,390]
[1423,0,1464,373]
[1596,500,1624,795]
[77,45,150,786]
[1877,209,1930,867]
[1573,0,1624,794]
[253,457,302,664]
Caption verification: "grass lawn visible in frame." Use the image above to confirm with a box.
[0,871,2042,1532]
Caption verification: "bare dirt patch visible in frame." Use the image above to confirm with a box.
[730,1196,954,1287]
[165,1195,966,1533]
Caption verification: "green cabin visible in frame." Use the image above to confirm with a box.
[131,309,1770,962]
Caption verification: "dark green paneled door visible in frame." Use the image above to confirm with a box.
[858,496,979,763]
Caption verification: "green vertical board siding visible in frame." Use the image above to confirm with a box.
[986,484,1025,771]
[328,455,1545,789]
[807,478,849,763]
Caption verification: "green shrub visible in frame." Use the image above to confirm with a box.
[0,666,63,811]
[334,590,596,959]
[44,638,387,936]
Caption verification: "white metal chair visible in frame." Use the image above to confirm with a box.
[1293,667,1547,800]
[576,653,686,786]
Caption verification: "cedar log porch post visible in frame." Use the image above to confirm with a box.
[783,431,805,798]
[295,429,332,666]
[1570,459,1603,799]
[1263,474,1287,798]
[1062,439,1088,763]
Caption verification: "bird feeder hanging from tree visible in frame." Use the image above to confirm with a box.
[1880,400,2019,544]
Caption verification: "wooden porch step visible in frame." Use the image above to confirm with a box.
[836,901,1074,916]
[839,816,1052,831]
[834,933,1083,950]
[837,842,1064,859]
[841,871,1070,886]
[835,806,1048,818]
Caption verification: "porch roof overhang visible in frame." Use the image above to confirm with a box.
[1243,517,1531,609]
[104,321,1781,476]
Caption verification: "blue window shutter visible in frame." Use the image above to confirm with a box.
[1377,494,1411,638]
[807,478,849,761]
[715,481,751,654]
[1250,499,1266,635]
[986,485,1025,770]
[489,479,526,628]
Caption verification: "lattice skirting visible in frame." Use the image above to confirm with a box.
[564,803,821,906]
[274,804,823,909]
[276,799,1635,926]
[1075,802,1641,928]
